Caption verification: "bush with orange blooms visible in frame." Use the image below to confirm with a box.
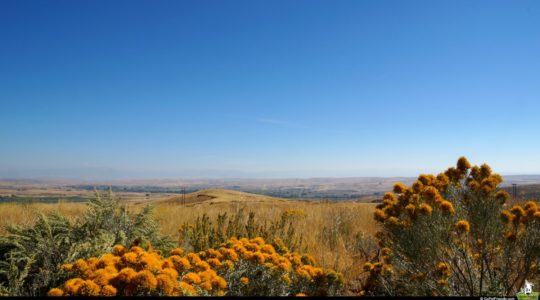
[48,237,343,296]
[360,157,540,296]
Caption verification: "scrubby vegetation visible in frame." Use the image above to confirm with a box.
[0,189,172,296]
[0,189,344,296]
[360,157,540,296]
[0,157,538,297]
[47,237,343,296]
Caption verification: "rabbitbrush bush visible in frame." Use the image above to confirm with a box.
[48,237,344,296]
[0,188,173,296]
[360,157,540,296]
[179,210,305,253]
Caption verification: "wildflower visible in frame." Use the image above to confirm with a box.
[436,262,451,277]
[139,254,162,272]
[301,254,316,265]
[296,293,307,297]
[534,211,540,220]
[182,272,201,285]
[62,263,73,272]
[206,248,223,259]
[296,266,312,279]
[480,163,492,177]
[170,256,191,271]
[64,278,84,294]
[510,205,526,218]
[78,280,101,296]
[439,200,455,214]
[212,276,227,289]
[171,248,184,256]
[387,216,400,226]
[435,173,450,188]
[121,252,138,265]
[130,246,144,254]
[418,203,433,216]
[445,167,461,182]
[455,220,470,233]
[418,174,433,186]
[48,288,64,296]
[501,210,514,223]
[383,192,396,202]
[278,261,292,271]
[194,261,211,271]
[374,209,387,222]
[92,269,116,286]
[186,253,202,265]
[253,251,266,264]
[251,237,265,245]
[101,285,117,296]
[423,186,439,201]
[261,244,276,254]
[240,277,249,285]
[112,245,127,256]
[221,260,235,271]
[412,181,424,193]
[199,281,213,291]
[467,180,480,191]
[457,156,471,172]
[223,249,239,262]
[113,267,137,284]
[133,270,158,290]
[161,268,179,279]
[393,182,408,194]
[405,204,416,217]
[495,190,509,203]
[72,259,89,273]
[524,201,538,210]
[179,282,198,296]
[207,258,222,268]
[243,251,255,261]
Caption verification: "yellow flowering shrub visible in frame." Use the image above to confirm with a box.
[48,245,226,296]
[49,237,343,296]
[205,237,343,296]
[361,157,540,296]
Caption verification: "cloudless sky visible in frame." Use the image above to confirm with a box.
[1,0,539,179]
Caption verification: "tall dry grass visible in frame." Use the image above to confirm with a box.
[0,200,378,285]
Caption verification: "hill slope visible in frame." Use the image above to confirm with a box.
[148,188,290,206]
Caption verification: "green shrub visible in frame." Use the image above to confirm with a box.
[178,210,305,253]
[0,188,173,296]
[361,157,540,296]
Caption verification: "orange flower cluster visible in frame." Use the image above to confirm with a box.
[49,237,343,297]
[217,237,343,289]
[501,201,540,226]
[455,220,471,233]
[373,157,509,227]
[48,245,227,296]
[435,262,451,277]
[374,158,469,226]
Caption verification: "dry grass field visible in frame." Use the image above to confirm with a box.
[0,188,378,285]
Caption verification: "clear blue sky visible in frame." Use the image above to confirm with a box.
[1,0,539,179]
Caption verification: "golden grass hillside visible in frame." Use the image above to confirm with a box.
[0,189,378,287]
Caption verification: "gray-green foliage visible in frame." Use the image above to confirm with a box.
[179,210,305,253]
[0,188,173,296]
